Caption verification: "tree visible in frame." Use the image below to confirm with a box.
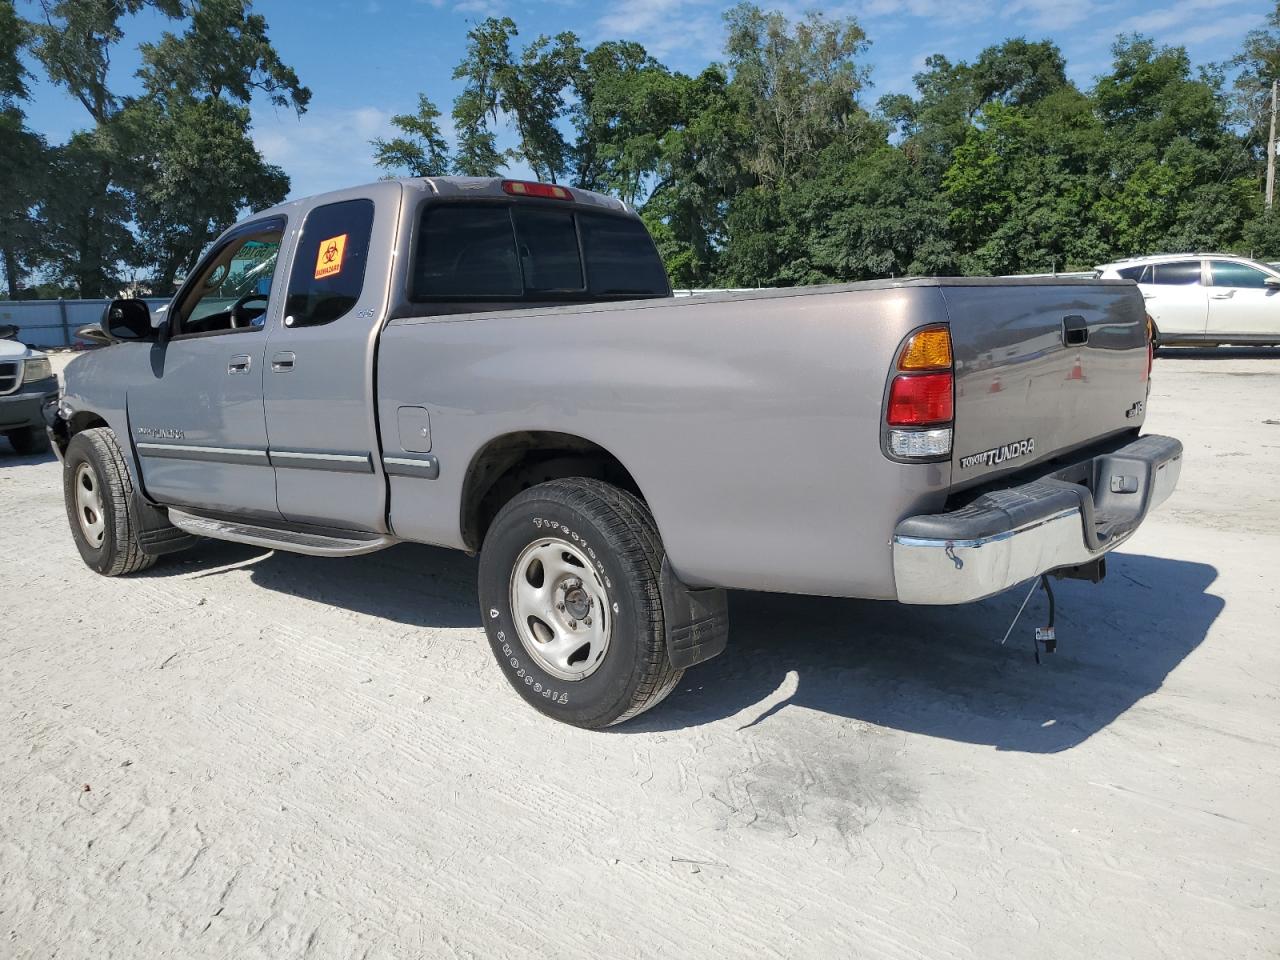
[450,18,581,183]
[372,94,451,178]
[0,0,48,298]
[723,3,869,186]
[127,0,305,291]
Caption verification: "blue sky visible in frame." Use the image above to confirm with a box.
[17,0,1274,200]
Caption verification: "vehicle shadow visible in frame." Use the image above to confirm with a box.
[148,539,483,631]
[628,553,1222,753]
[148,543,1220,753]
[1157,346,1279,360]
[0,440,57,464]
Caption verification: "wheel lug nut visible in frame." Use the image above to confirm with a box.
[557,602,565,611]
[567,619,577,628]
[584,617,592,626]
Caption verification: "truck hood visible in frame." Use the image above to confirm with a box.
[0,339,35,361]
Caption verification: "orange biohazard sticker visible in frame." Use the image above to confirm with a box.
[314,234,348,279]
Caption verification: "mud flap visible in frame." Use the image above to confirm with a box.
[659,557,729,670]
[132,489,198,557]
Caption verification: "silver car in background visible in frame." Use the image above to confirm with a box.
[1096,253,1280,348]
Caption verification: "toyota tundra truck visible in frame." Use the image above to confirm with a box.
[47,177,1182,728]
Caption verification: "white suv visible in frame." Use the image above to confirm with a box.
[1095,254,1280,348]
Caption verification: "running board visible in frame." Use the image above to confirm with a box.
[166,509,396,558]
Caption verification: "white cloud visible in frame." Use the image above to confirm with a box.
[252,105,396,201]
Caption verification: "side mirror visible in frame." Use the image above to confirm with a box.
[1265,276,1280,289]
[101,299,154,342]
[0,323,18,340]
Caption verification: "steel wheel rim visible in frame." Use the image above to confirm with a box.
[509,535,612,681]
[74,461,106,547]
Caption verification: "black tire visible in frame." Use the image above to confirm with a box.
[6,426,49,455]
[63,428,157,576]
[477,478,682,728]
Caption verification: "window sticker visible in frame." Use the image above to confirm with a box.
[314,233,348,280]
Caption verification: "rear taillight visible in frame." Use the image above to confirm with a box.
[887,372,953,425]
[502,180,573,200]
[885,326,954,460]
[1144,314,1154,381]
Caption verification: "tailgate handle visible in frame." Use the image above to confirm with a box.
[1062,315,1089,346]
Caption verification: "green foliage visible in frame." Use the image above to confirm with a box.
[6,2,1278,298]
[373,94,451,178]
[14,0,299,296]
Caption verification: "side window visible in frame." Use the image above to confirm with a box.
[1116,264,1152,283]
[284,199,375,328]
[1153,261,1202,286]
[414,206,520,298]
[173,224,283,337]
[1208,261,1271,289]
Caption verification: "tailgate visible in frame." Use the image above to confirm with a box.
[941,280,1149,491]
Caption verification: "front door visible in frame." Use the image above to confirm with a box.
[263,193,389,531]
[127,218,286,519]
[1206,259,1280,338]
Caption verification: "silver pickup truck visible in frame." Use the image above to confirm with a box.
[48,176,1182,728]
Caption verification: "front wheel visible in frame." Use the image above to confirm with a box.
[62,428,157,576]
[477,478,683,728]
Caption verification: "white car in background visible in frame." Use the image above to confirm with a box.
[1095,253,1280,348]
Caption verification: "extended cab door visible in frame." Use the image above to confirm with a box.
[263,190,393,531]
[1205,259,1280,338]
[1132,259,1208,337]
[126,218,285,519]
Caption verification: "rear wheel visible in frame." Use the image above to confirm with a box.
[477,478,682,728]
[5,426,49,455]
[62,428,156,576]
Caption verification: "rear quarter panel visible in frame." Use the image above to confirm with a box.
[378,284,953,599]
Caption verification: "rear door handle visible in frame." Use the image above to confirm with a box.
[228,355,251,374]
[1209,291,1235,299]
[271,351,296,372]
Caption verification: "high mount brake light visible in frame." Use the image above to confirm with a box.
[502,180,573,200]
[885,325,955,461]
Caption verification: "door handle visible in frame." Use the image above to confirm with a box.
[228,355,252,374]
[271,351,296,372]
[1061,314,1089,347]
[1209,291,1235,299]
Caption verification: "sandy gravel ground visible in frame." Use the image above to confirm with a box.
[1,349,1277,959]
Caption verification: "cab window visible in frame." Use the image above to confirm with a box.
[1208,261,1272,289]
[173,223,283,337]
[1153,261,1202,285]
[284,199,376,328]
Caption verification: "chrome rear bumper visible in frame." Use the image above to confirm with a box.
[892,434,1182,605]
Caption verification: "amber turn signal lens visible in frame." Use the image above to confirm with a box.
[898,327,952,371]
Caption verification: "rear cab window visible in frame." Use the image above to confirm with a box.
[411,202,669,302]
